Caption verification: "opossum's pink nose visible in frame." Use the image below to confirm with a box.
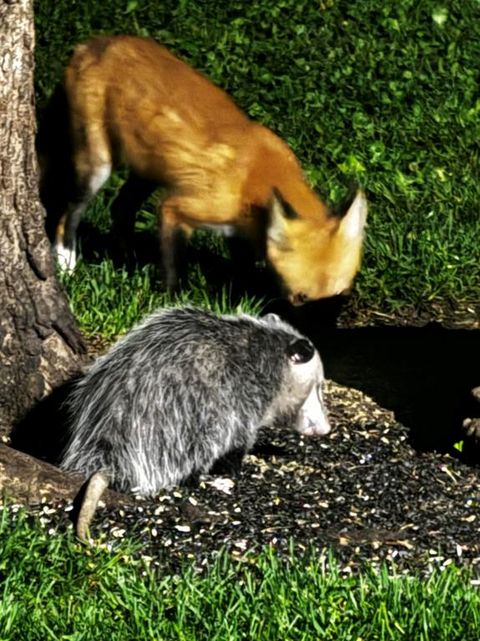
[298,416,331,437]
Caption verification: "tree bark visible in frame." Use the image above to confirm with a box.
[0,0,86,437]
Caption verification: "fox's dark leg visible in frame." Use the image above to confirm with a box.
[230,208,267,266]
[38,84,75,248]
[159,197,190,291]
[109,172,157,265]
[226,212,267,292]
[54,189,90,272]
[53,108,113,272]
[54,160,112,271]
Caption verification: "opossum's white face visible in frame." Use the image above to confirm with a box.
[286,338,331,437]
[296,381,331,436]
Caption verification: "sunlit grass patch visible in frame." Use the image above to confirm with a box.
[1,506,480,641]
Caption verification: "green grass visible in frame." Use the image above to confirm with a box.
[60,258,264,339]
[34,0,480,320]
[1,506,479,641]
[18,3,480,637]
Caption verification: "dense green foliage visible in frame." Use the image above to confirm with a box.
[34,0,480,322]
[1,507,480,641]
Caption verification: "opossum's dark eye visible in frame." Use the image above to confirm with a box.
[287,338,314,364]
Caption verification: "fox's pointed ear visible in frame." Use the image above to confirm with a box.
[338,190,367,239]
[268,188,298,245]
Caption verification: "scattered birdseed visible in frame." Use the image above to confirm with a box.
[3,381,479,577]
[206,478,235,494]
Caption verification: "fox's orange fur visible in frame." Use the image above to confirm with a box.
[41,35,367,304]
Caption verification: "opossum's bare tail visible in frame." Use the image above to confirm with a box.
[76,471,110,541]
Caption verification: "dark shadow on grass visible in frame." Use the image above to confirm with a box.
[240,301,480,462]
[77,221,161,271]
[299,320,480,462]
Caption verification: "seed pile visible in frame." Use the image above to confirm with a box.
[6,381,480,575]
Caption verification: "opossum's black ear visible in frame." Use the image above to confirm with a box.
[287,338,315,364]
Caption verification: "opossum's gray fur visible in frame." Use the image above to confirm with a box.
[60,306,329,498]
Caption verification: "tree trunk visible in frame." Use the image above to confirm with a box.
[0,0,85,437]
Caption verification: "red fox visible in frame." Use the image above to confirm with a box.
[40,35,367,304]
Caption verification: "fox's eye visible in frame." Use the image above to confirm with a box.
[287,338,314,364]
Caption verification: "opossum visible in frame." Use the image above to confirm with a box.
[59,307,331,539]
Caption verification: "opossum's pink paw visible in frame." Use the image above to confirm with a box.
[463,417,480,440]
